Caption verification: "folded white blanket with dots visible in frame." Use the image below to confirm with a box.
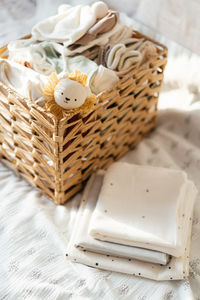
[67,162,197,281]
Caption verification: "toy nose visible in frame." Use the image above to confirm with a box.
[65,97,70,101]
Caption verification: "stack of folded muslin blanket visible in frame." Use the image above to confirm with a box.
[0,1,157,104]
[67,162,197,281]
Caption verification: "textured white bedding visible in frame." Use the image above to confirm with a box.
[0,1,200,299]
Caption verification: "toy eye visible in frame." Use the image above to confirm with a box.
[61,92,63,95]
[75,99,77,101]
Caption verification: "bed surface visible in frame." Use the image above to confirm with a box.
[0,1,200,299]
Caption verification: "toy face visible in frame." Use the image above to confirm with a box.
[54,78,87,109]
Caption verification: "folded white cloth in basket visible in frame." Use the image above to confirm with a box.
[63,55,98,81]
[32,1,129,56]
[89,162,193,257]
[32,2,109,46]
[72,171,169,265]
[64,22,124,57]
[8,40,64,76]
[0,58,47,101]
[89,65,119,94]
[67,162,197,280]
[98,38,157,73]
[63,56,119,94]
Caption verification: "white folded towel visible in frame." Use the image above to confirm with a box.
[64,22,124,56]
[98,38,157,73]
[31,1,127,57]
[106,44,141,71]
[63,56,119,95]
[0,58,47,101]
[8,40,64,76]
[63,55,98,81]
[67,162,197,280]
[73,171,169,265]
[89,162,193,257]
[32,2,109,46]
[89,65,119,95]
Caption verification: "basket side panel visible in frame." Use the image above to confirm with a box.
[58,46,167,204]
[0,83,59,201]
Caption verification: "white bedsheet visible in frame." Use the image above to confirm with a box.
[1,8,200,300]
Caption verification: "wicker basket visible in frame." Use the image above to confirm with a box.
[0,31,167,204]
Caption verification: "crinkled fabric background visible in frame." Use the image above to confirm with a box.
[1,0,199,54]
[0,1,200,299]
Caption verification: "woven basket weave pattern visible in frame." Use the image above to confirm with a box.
[0,32,167,204]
